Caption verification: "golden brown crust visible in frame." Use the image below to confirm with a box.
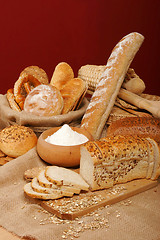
[20,66,49,84]
[0,125,37,157]
[122,68,145,94]
[24,84,64,116]
[6,89,21,112]
[60,78,87,114]
[81,32,144,140]
[50,62,74,90]
[14,74,41,110]
[106,117,160,143]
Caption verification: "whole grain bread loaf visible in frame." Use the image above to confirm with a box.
[80,135,160,191]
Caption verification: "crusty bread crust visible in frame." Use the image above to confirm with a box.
[60,78,87,114]
[80,32,144,140]
[106,117,160,143]
[50,62,74,90]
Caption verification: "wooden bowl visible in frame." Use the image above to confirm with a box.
[37,126,93,167]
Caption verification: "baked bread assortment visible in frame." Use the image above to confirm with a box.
[1,32,159,203]
[24,166,89,199]
[7,66,48,111]
[0,125,37,157]
[80,135,160,191]
[6,62,87,116]
[106,117,160,144]
[80,32,144,140]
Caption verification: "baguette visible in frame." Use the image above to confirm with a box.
[80,135,159,191]
[80,32,144,140]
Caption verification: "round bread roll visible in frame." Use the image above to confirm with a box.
[20,66,49,84]
[24,84,64,116]
[0,125,37,157]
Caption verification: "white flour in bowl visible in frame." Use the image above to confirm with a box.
[45,124,89,146]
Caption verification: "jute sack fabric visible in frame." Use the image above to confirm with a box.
[0,147,160,240]
[0,94,89,135]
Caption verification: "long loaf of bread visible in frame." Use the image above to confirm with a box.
[80,32,144,140]
[80,135,160,191]
[106,116,160,144]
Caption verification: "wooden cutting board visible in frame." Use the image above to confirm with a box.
[40,179,158,220]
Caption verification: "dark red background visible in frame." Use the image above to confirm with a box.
[0,0,160,95]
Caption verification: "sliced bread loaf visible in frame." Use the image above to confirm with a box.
[37,169,81,194]
[80,135,158,191]
[24,182,64,200]
[146,138,160,180]
[31,177,73,197]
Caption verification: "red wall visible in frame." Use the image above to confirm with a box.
[0,0,160,95]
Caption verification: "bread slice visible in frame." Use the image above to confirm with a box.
[45,166,89,191]
[24,182,64,200]
[31,177,73,197]
[146,138,160,180]
[37,169,81,194]
[80,136,150,191]
[37,169,58,188]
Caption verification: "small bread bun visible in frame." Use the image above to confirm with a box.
[50,62,74,90]
[0,125,37,157]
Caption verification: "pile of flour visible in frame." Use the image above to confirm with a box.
[45,124,89,146]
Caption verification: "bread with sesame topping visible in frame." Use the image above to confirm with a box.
[0,125,37,157]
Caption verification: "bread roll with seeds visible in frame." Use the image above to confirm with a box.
[0,125,37,157]
[80,32,144,140]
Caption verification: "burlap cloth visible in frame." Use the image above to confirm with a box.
[0,94,89,136]
[0,94,160,240]
[0,148,160,240]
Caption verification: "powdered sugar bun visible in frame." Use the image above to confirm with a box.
[24,84,64,116]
